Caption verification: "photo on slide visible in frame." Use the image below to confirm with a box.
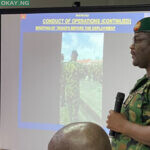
[59,32,104,125]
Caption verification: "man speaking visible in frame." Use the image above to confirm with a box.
[107,17,150,149]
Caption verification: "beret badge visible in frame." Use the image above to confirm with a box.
[134,21,141,32]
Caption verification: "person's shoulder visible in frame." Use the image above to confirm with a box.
[130,75,148,93]
[137,74,147,82]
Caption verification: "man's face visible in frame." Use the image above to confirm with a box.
[71,53,78,61]
[130,32,150,69]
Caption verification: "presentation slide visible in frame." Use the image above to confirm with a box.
[0,11,149,150]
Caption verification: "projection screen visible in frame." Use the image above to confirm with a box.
[0,8,149,150]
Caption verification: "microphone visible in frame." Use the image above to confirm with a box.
[109,92,125,137]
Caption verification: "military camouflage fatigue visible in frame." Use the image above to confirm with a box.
[112,75,150,150]
[63,61,85,122]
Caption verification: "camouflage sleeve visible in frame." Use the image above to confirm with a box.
[142,85,150,125]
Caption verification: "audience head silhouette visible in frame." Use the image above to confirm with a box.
[48,122,111,150]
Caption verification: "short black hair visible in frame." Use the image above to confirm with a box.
[72,50,78,56]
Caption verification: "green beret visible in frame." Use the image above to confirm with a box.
[134,17,150,32]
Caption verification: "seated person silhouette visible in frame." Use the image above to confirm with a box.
[48,122,111,150]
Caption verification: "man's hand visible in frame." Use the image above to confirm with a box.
[106,110,150,146]
[106,110,127,133]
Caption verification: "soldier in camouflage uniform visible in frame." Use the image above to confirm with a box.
[60,54,66,106]
[106,17,150,150]
[63,50,85,122]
